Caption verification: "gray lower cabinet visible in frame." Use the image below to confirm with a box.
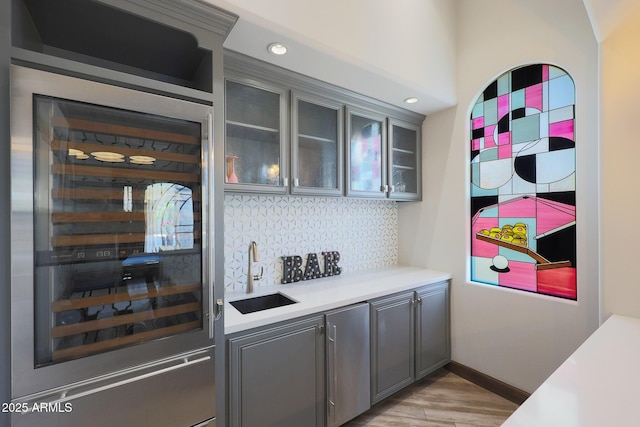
[227,316,325,427]
[227,280,450,426]
[415,282,451,379]
[326,303,371,427]
[370,281,450,404]
[370,291,416,404]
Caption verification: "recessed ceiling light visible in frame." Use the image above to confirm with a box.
[268,43,288,55]
[404,97,418,104]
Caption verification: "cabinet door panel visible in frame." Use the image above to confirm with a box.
[346,107,387,198]
[370,292,414,404]
[326,303,370,427]
[292,92,343,196]
[416,282,450,379]
[225,79,287,193]
[388,118,421,201]
[228,317,324,427]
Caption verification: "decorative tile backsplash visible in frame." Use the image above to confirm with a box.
[224,194,398,291]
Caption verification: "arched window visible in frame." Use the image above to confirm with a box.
[469,64,576,300]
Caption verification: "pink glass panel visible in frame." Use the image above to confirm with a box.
[549,119,574,140]
[526,84,543,111]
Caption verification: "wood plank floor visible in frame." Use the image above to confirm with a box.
[344,368,519,427]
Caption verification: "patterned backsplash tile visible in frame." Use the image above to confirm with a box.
[224,194,398,291]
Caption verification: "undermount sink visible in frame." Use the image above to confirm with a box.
[230,292,297,314]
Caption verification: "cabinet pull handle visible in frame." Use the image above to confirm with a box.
[282,177,289,186]
[328,324,338,421]
[214,298,224,321]
[206,113,215,340]
[41,356,211,407]
[293,178,299,187]
[328,323,336,420]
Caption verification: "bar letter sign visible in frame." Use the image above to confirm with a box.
[281,251,342,284]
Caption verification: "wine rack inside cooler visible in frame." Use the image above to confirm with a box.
[33,95,205,365]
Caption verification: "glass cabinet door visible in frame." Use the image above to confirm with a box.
[291,92,343,196]
[346,107,387,198]
[225,79,287,193]
[388,118,422,201]
[33,95,205,366]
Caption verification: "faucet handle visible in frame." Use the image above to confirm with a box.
[253,266,264,281]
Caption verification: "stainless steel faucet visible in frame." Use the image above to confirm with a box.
[247,241,263,293]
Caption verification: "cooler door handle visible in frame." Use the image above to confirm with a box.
[40,356,211,408]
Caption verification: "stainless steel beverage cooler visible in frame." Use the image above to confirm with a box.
[10,65,217,427]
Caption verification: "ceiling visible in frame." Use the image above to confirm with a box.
[582,0,640,41]
[204,0,637,116]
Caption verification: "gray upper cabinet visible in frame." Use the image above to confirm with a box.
[388,118,422,201]
[11,0,236,98]
[224,51,425,200]
[346,109,422,200]
[291,91,344,196]
[346,107,388,199]
[225,78,288,193]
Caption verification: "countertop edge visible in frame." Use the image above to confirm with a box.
[501,314,640,426]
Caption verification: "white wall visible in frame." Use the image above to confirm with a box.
[206,0,457,114]
[399,0,600,393]
[601,3,640,318]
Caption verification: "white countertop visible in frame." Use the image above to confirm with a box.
[502,314,640,427]
[224,265,451,335]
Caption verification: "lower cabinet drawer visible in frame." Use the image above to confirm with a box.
[11,349,216,427]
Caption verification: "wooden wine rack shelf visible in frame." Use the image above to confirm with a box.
[52,140,200,164]
[52,283,200,312]
[53,164,200,183]
[52,233,146,247]
[52,230,200,247]
[52,321,201,361]
[51,188,201,201]
[53,302,201,338]
[51,211,200,224]
[52,117,200,145]
[52,212,146,223]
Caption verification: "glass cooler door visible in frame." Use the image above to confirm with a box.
[32,95,205,366]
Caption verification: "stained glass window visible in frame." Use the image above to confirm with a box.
[469,64,576,300]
